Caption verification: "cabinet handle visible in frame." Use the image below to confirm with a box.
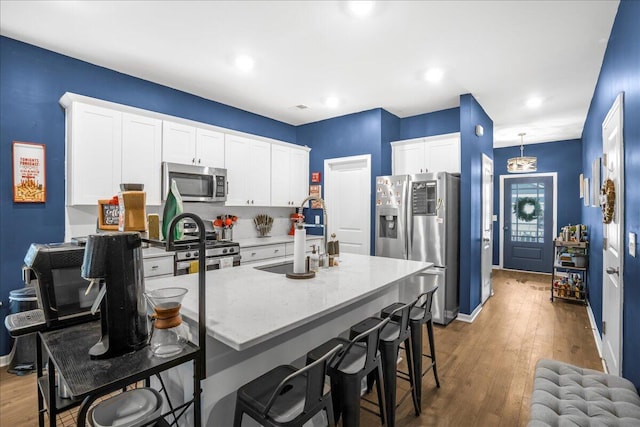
[198,159,201,164]
[251,200,254,204]
[247,200,250,204]
[274,249,279,253]
[251,252,256,256]
[151,265,159,270]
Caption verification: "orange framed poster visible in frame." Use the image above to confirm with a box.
[13,141,46,203]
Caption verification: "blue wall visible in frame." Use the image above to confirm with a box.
[400,107,460,140]
[492,139,583,266]
[458,94,494,315]
[296,109,387,249]
[580,0,640,387]
[0,36,297,355]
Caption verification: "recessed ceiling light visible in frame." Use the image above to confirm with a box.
[347,1,374,18]
[234,55,254,72]
[325,97,340,108]
[526,97,542,108]
[424,68,444,83]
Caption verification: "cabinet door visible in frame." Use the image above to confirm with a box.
[289,147,309,205]
[248,139,271,206]
[196,128,225,168]
[270,144,291,207]
[393,141,426,175]
[224,134,251,205]
[122,113,163,205]
[162,121,196,165]
[68,103,122,205]
[426,136,460,173]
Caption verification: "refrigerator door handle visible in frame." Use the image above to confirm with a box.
[405,181,412,260]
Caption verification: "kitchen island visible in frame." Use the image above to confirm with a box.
[145,252,432,426]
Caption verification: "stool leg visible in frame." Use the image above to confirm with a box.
[375,361,387,426]
[325,398,336,427]
[233,402,244,427]
[404,336,420,416]
[341,377,364,427]
[330,376,343,425]
[410,322,423,412]
[380,344,398,427]
[426,320,440,388]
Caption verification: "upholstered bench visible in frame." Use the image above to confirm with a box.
[529,359,640,426]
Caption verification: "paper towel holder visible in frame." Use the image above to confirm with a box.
[286,271,316,279]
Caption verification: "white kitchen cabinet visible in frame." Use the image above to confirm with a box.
[241,244,286,264]
[66,102,122,205]
[225,134,271,206]
[271,144,310,207]
[392,132,460,175]
[122,113,162,205]
[162,121,225,168]
[65,103,161,206]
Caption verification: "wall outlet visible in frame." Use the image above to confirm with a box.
[630,232,637,257]
[315,215,320,224]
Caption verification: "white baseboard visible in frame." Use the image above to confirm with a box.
[586,302,607,373]
[0,351,13,367]
[456,304,483,323]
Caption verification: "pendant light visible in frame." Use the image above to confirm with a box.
[507,133,537,173]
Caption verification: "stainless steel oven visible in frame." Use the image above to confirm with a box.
[162,162,227,202]
[174,241,241,275]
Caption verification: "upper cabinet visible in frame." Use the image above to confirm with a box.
[271,144,310,207]
[162,121,224,168]
[225,135,271,206]
[392,132,461,175]
[64,101,162,205]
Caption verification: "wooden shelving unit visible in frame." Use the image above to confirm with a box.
[551,239,588,305]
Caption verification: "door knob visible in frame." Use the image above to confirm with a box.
[503,226,509,230]
[483,238,491,242]
[606,266,619,275]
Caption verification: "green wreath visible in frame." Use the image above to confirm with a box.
[513,197,541,222]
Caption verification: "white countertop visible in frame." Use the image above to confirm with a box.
[234,234,322,248]
[145,253,431,351]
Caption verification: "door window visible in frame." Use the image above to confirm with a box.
[510,182,545,243]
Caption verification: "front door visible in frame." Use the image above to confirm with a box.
[503,175,554,272]
[324,155,371,255]
[602,93,624,376]
[481,154,494,303]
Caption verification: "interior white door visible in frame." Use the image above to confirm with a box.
[324,155,371,255]
[602,92,624,376]
[481,154,494,303]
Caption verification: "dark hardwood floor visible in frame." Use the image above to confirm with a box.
[0,269,602,426]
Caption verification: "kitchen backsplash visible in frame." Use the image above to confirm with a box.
[65,204,294,242]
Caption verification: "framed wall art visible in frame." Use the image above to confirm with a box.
[583,178,590,207]
[579,173,584,198]
[13,141,46,203]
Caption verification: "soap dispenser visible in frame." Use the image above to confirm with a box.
[309,244,319,272]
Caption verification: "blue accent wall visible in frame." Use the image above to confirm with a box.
[458,94,494,315]
[296,109,386,249]
[492,139,583,266]
[580,0,640,387]
[400,107,460,140]
[0,36,297,355]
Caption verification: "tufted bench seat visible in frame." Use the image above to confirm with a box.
[529,359,640,426]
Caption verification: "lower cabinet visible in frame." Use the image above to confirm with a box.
[143,250,174,279]
[240,238,323,265]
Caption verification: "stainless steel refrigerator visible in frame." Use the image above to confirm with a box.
[375,172,460,325]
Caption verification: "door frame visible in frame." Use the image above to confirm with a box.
[481,153,494,303]
[499,172,557,269]
[323,154,372,255]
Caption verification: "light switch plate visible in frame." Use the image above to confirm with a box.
[630,232,637,257]
[492,215,498,222]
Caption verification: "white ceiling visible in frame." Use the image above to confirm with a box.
[0,1,619,147]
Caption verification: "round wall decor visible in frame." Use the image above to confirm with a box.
[601,178,615,224]
[513,197,541,222]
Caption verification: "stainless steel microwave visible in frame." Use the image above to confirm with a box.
[162,162,227,202]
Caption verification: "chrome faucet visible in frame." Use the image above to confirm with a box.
[298,195,328,255]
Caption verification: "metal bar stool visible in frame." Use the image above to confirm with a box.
[306,317,391,427]
[349,300,419,427]
[380,285,440,414]
[233,344,343,427]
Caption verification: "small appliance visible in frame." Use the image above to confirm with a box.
[162,162,227,202]
[81,232,148,359]
[23,242,100,329]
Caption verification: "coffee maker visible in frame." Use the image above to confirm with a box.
[81,232,148,359]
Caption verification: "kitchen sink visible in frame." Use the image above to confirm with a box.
[254,261,294,274]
